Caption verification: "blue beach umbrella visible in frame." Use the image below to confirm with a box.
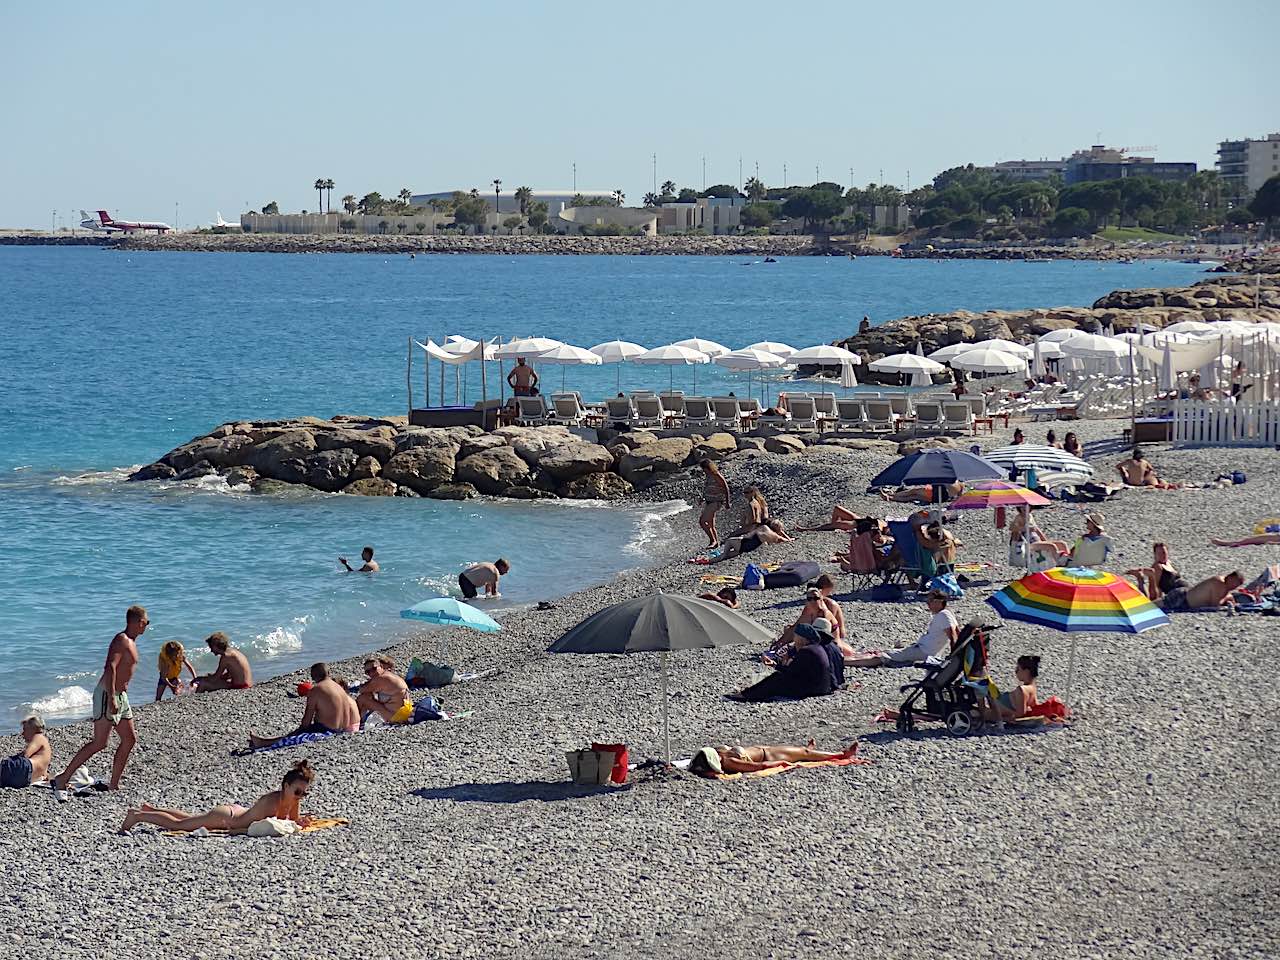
[400,598,501,633]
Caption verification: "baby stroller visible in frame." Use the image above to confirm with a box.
[895,620,998,737]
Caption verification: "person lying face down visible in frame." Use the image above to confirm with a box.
[120,760,317,834]
[688,741,860,776]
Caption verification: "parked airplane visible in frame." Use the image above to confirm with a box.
[211,212,240,229]
[95,210,172,234]
[79,210,112,232]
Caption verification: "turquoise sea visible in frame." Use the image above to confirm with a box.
[0,247,1205,722]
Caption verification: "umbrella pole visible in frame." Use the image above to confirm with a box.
[1065,634,1079,705]
[661,651,672,767]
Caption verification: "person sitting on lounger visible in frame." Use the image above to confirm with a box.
[982,655,1041,724]
[2,715,51,789]
[710,519,792,562]
[193,632,253,692]
[847,591,958,668]
[248,663,358,750]
[880,482,963,505]
[1211,533,1280,547]
[1067,513,1115,567]
[735,625,835,701]
[697,587,739,608]
[1159,570,1245,612]
[355,655,413,725]
[120,760,315,834]
[687,741,859,776]
[1116,447,1180,489]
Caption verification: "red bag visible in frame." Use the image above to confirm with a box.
[590,743,629,785]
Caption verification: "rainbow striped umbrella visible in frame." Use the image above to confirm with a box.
[950,481,1051,510]
[987,567,1169,701]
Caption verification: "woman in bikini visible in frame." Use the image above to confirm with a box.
[119,760,315,834]
[697,459,731,548]
[984,655,1040,723]
[724,485,769,538]
[688,741,859,776]
[710,519,792,563]
[1127,542,1185,602]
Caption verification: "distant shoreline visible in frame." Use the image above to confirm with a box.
[0,231,1212,260]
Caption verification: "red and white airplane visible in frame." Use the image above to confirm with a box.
[95,210,172,234]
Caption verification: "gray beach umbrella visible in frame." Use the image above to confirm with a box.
[548,593,775,764]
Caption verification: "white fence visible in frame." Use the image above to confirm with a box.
[1171,398,1280,446]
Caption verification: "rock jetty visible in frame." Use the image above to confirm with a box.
[835,268,1280,381]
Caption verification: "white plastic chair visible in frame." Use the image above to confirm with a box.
[632,395,664,428]
[550,393,586,426]
[785,396,817,431]
[863,399,895,433]
[605,396,634,424]
[711,397,742,429]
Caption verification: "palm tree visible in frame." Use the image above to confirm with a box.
[313,179,325,213]
[643,191,659,207]
[323,178,335,213]
[341,194,357,215]
[397,188,412,209]
[661,180,676,197]
[612,189,625,207]
[492,179,502,217]
[744,176,767,203]
[514,186,533,216]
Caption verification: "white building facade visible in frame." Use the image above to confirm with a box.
[1217,133,1280,207]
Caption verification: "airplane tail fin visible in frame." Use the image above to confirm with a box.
[79,209,90,220]
[97,210,113,225]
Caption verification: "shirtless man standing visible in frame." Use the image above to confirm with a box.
[506,357,539,397]
[248,662,359,749]
[50,605,146,798]
[194,632,254,692]
[355,656,413,724]
[1,715,52,788]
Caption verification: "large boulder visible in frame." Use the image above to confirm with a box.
[175,460,219,481]
[224,466,259,487]
[500,426,576,464]
[129,462,177,482]
[159,433,252,472]
[562,472,634,500]
[897,436,960,456]
[692,432,737,460]
[301,449,358,492]
[245,430,318,481]
[343,477,398,497]
[382,447,457,495]
[455,446,530,494]
[611,430,659,450]
[617,437,694,488]
[764,435,807,455]
[428,482,478,501]
[501,485,557,499]
[350,456,380,481]
[736,436,767,452]
[394,427,477,457]
[312,427,397,463]
[458,435,509,459]
[537,442,614,482]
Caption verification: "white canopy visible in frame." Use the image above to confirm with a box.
[634,344,711,365]
[713,348,789,371]
[1037,328,1088,344]
[533,344,602,366]
[671,338,729,358]
[492,337,564,360]
[789,344,862,364]
[971,338,1034,359]
[416,338,477,365]
[1163,320,1217,334]
[1059,333,1129,358]
[589,340,648,364]
[1135,338,1229,372]
[744,341,797,359]
[867,353,946,375]
[949,347,1027,374]
[927,343,977,362]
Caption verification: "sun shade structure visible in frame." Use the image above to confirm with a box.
[867,353,946,375]
[982,444,1093,479]
[1058,333,1129,358]
[949,481,1051,510]
[871,450,1005,489]
[927,343,978,363]
[713,348,789,371]
[400,598,501,633]
[788,344,862,364]
[745,341,797,359]
[672,337,729,358]
[634,343,712,392]
[970,338,1034,358]
[987,567,1169,700]
[548,593,775,763]
[589,339,647,389]
[530,343,602,391]
[948,347,1027,375]
[492,337,565,360]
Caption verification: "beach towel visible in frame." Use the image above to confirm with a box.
[707,756,870,781]
[163,816,349,838]
[247,730,340,752]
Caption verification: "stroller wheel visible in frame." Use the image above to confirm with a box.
[944,709,974,737]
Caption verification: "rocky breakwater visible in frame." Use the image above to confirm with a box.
[128,414,952,501]
[114,233,819,257]
[832,265,1280,383]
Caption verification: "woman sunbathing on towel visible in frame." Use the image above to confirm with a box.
[880,482,963,504]
[799,505,871,532]
[1127,542,1184,602]
[119,760,315,834]
[710,519,792,562]
[1211,533,1280,548]
[688,741,859,776]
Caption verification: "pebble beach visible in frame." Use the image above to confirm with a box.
[2,418,1276,960]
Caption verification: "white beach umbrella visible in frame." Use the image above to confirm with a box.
[840,361,859,389]
[716,349,789,404]
[492,336,565,360]
[983,444,1093,480]
[589,339,648,390]
[672,337,729,358]
[928,342,977,363]
[867,353,946,375]
[1163,320,1217,335]
[789,344,862,364]
[634,343,711,391]
[1038,328,1088,344]
[532,343,602,391]
[949,347,1028,375]
[1059,332,1129,358]
[745,340,797,359]
[971,338,1034,359]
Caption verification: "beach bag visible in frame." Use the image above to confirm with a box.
[927,573,964,599]
[590,743,629,785]
[764,561,820,589]
[565,749,615,786]
[870,582,903,602]
[407,658,456,689]
[742,564,766,590]
[411,696,444,723]
[1232,471,1246,485]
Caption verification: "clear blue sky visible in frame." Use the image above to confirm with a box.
[2,0,1276,229]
